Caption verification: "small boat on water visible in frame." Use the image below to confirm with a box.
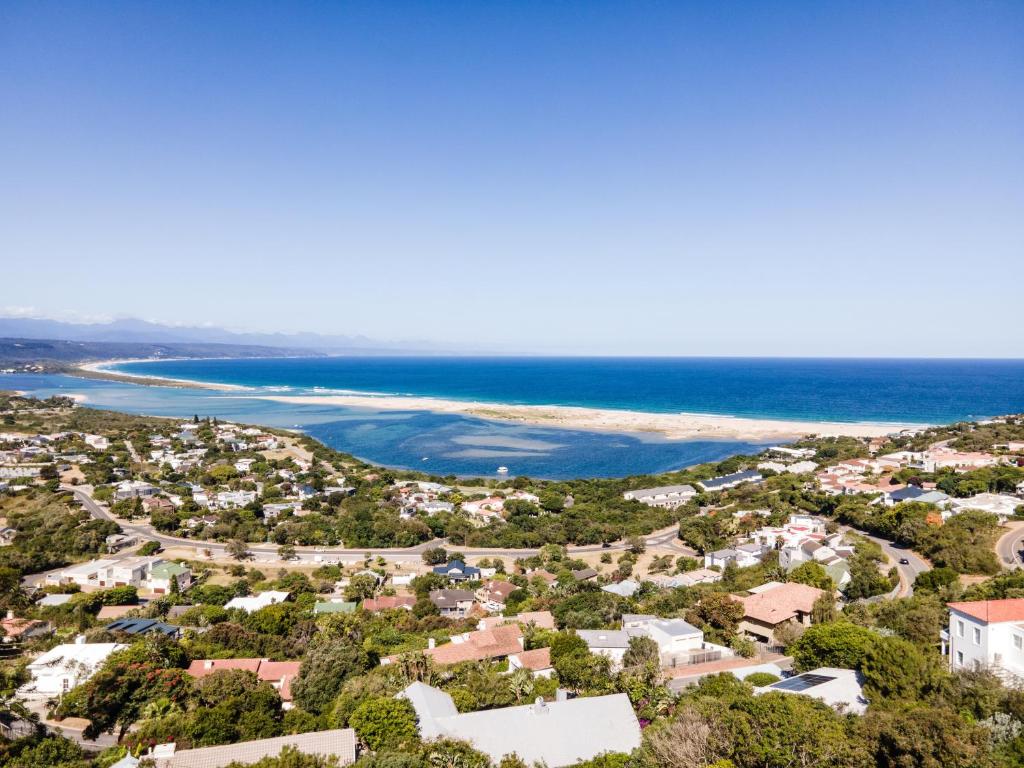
[496,466,509,474]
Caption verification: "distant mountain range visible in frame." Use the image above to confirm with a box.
[0,337,315,367]
[0,316,438,355]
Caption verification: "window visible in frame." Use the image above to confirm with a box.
[958,620,965,638]
[1015,635,1022,650]
[957,650,964,665]
[974,627,981,645]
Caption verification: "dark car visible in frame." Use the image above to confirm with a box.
[899,557,910,565]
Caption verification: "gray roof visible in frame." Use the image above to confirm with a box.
[577,629,632,649]
[399,683,641,767]
[626,485,696,498]
[699,470,762,490]
[429,589,475,607]
[647,618,702,637]
[155,729,357,768]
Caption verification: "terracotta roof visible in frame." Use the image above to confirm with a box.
[479,580,517,602]
[1,617,46,639]
[948,599,1024,624]
[362,595,416,612]
[514,646,552,671]
[186,658,301,701]
[735,582,825,625]
[426,624,523,665]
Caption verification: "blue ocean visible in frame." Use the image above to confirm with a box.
[5,357,1024,479]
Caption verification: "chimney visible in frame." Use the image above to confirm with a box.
[428,638,436,649]
[5,610,13,620]
[204,660,214,670]
[533,697,548,715]
[555,688,568,702]
[74,634,86,645]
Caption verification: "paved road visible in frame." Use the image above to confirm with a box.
[996,522,1024,569]
[843,526,929,596]
[62,485,696,565]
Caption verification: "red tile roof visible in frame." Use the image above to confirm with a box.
[186,658,301,700]
[426,624,523,665]
[513,646,552,671]
[362,595,416,612]
[948,599,1024,624]
[735,582,825,625]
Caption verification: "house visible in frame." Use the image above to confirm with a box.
[428,589,476,618]
[476,580,518,612]
[755,667,867,715]
[186,658,302,704]
[224,591,290,613]
[622,484,697,509]
[114,480,157,501]
[425,624,523,665]
[106,618,181,638]
[142,496,175,515]
[602,580,641,598]
[45,558,119,588]
[946,599,1024,681]
[698,470,763,492]
[147,562,193,594]
[757,460,818,475]
[18,639,125,697]
[234,458,257,473]
[1,614,52,643]
[105,533,138,552]
[735,543,766,565]
[398,682,641,767]
[949,493,1021,522]
[362,595,416,612]
[650,568,723,588]
[508,646,554,677]
[735,582,826,645]
[766,446,816,460]
[313,600,357,615]
[883,485,927,506]
[37,593,74,608]
[461,497,506,520]
[579,616,713,670]
[571,567,598,582]
[215,490,257,509]
[432,560,481,582]
[148,729,357,768]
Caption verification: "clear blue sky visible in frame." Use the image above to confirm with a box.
[2,1,1022,356]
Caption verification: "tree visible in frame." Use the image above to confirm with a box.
[349,697,419,751]
[686,593,744,641]
[421,547,447,566]
[344,573,380,602]
[913,566,959,594]
[291,639,374,714]
[789,622,878,672]
[810,594,836,625]
[622,635,660,669]
[227,539,252,561]
[278,544,297,561]
[788,561,834,591]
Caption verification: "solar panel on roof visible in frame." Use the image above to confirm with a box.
[771,673,836,692]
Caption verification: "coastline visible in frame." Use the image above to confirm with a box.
[75,358,920,441]
[254,394,915,441]
[74,359,250,392]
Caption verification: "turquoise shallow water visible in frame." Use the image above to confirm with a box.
[4,374,767,479]
[9,356,1024,479]
[113,356,1024,424]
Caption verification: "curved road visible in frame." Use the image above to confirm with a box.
[996,522,1024,569]
[840,525,929,596]
[62,486,696,564]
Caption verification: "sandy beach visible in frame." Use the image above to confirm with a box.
[253,393,918,441]
[76,360,249,392]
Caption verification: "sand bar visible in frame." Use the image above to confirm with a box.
[253,393,920,441]
[75,360,249,392]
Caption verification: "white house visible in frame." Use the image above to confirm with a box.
[755,667,867,715]
[948,493,1021,522]
[225,591,290,613]
[578,616,715,670]
[622,485,697,509]
[18,638,125,697]
[399,682,641,767]
[946,599,1024,681]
